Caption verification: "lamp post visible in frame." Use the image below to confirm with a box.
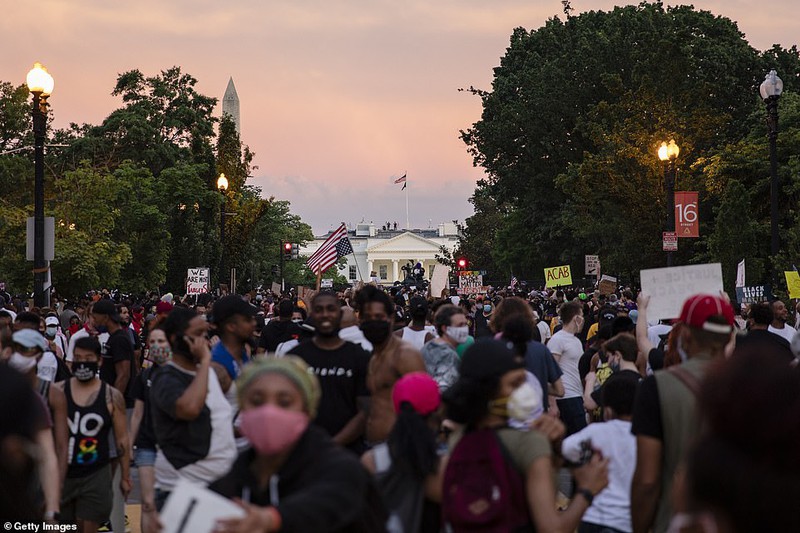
[760,69,783,260]
[26,63,54,308]
[658,139,680,267]
[217,173,229,290]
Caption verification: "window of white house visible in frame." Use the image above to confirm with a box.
[379,265,388,280]
[349,265,357,280]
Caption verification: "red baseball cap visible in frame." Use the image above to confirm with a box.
[679,294,734,334]
[392,372,440,415]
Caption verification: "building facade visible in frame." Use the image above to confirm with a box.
[300,222,461,285]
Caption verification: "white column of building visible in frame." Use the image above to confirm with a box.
[392,259,399,282]
[367,259,374,277]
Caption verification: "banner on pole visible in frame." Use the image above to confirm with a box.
[544,265,572,288]
[674,191,699,237]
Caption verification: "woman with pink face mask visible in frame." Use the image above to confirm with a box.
[211,357,387,533]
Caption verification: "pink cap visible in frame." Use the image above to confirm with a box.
[392,372,440,415]
[679,294,734,334]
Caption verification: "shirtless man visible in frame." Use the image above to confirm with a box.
[355,286,426,443]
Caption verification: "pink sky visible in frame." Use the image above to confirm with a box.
[2,1,798,234]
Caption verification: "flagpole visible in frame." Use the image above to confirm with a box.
[405,171,410,230]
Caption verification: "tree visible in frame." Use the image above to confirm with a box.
[459,2,794,280]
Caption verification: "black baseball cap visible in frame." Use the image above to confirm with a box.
[93,299,122,323]
[213,295,256,326]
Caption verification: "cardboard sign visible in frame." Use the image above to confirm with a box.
[662,232,678,252]
[585,255,600,276]
[161,479,245,533]
[675,192,699,237]
[640,263,723,321]
[271,282,282,295]
[735,285,771,305]
[186,268,210,295]
[785,271,800,299]
[544,265,572,288]
[459,272,485,294]
[429,264,450,298]
[599,275,617,296]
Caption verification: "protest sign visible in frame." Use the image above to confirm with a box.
[640,263,723,321]
[459,271,487,294]
[585,255,600,276]
[785,271,800,299]
[544,265,572,288]
[186,268,210,295]
[599,275,617,296]
[161,478,245,533]
[735,285,771,305]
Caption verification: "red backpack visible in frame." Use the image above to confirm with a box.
[442,428,532,532]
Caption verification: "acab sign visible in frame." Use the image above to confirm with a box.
[544,265,572,288]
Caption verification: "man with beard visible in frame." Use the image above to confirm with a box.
[768,299,797,344]
[356,285,426,444]
[289,291,371,453]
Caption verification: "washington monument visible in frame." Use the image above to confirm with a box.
[222,77,241,135]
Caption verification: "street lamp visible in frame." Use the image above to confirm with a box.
[217,173,229,290]
[760,69,783,259]
[26,62,54,307]
[658,139,679,267]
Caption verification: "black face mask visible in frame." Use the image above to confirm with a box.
[360,320,392,345]
[73,361,98,382]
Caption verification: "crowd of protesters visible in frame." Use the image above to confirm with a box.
[0,280,798,533]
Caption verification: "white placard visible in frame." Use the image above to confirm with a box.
[430,264,450,298]
[321,278,333,288]
[640,263,723,321]
[160,478,245,533]
[585,255,600,275]
[186,268,210,295]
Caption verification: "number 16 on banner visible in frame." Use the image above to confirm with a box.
[675,191,699,238]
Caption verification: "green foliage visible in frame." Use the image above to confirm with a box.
[0,68,312,298]
[461,2,800,285]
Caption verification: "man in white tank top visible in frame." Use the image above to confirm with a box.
[396,295,435,350]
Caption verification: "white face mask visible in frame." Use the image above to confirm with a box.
[45,326,58,338]
[507,382,540,422]
[8,352,38,373]
[446,325,469,344]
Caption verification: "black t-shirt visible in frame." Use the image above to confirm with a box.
[100,328,135,405]
[631,375,663,440]
[736,329,794,361]
[149,364,212,469]
[288,340,371,440]
[131,366,158,449]
[473,313,492,338]
[259,320,303,352]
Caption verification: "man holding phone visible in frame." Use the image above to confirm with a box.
[149,307,236,510]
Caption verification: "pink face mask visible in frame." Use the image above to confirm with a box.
[239,403,309,455]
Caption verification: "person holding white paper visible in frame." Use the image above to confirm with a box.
[210,356,386,533]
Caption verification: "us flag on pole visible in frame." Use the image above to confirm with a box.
[307,223,350,274]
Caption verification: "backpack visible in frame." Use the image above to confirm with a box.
[442,429,531,532]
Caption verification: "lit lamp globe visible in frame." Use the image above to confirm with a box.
[759,69,783,100]
[658,139,679,161]
[26,62,54,95]
[217,173,229,192]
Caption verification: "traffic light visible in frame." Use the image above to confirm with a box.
[292,243,299,260]
[457,257,468,270]
[283,241,293,260]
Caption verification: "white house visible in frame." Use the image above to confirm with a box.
[301,222,461,284]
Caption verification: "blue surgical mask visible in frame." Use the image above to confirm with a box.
[483,304,492,313]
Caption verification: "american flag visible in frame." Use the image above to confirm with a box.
[510,276,518,288]
[394,173,407,184]
[307,223,350,275]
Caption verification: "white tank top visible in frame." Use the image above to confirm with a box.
[401,326,429,350]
